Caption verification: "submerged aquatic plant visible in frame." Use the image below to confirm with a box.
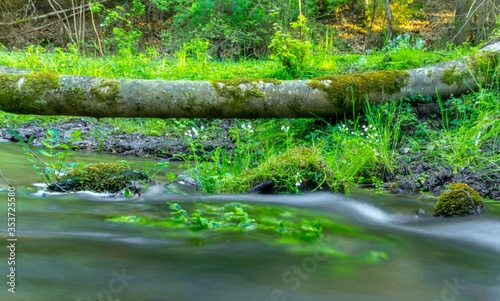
[168,202,257,230]
[112,202,325,241]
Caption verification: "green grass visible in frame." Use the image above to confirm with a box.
[0,44,472,80]
[421,91,500,172]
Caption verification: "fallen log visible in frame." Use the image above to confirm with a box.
[0,42,499,118]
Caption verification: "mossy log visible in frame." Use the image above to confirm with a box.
[1,42,499,118]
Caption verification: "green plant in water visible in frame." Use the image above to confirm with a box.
[168,202,256,230]
[301,220,323,238]
[14,128,82,186]
[161,202,326,238]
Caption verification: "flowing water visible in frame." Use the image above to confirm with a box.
[1,142,500,301]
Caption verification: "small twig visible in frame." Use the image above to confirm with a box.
[0,169,12,187]
[89,0,104,56]
[0,0,108,26]
[457,189,482,215]
[451,0,487,42]
[0,9,87,40]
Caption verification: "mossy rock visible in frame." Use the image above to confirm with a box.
[242,146,334,193]
[434,183,485,217]
[48,162,150,193]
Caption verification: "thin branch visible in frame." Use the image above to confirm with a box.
[451,0,487,42]
[0,170,12,187]
[89,0,104,55]
[0,0,108,26]
[48,0,74,44]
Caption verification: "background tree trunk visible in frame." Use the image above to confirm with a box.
[0,42,499,118]
[385,0,392,39]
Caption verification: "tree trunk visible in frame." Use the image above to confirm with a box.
[385,0,392,40]
[0,42,499,119]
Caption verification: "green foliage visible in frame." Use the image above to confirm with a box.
[363,98,416,174]
[174,38,211,67]
[14,128,81,186]
[157,0,274,59]
[0,43,465,82]
[179,119,324,194]
[382,33,425,52]
[269,13,312,77]
[422,90,500,172]
[91,0,145,55]
[434,183,485,217]
[323,121,379,192]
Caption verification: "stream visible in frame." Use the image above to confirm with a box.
[1,142,499,301]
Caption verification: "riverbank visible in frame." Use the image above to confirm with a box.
[0,39,498,199]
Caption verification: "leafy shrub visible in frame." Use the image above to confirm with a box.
[268,14,312,77]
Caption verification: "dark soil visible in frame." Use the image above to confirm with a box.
[0,118,235,159]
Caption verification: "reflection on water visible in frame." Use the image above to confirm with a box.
[1,142,500,301]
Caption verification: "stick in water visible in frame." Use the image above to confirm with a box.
[0,169,13,187]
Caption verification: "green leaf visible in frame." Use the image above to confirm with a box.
[165,172,177,181]
[41,140,53,149]
[124,188,134,198]
[37,149,52,157]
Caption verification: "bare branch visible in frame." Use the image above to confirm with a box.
[0,0,108,26]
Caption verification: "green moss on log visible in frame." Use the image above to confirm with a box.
[441,65,463,86]
[0,71,61,114]
[306,70,410,108]
[466,50,500,85]
[90,79,120,104]
[210,79,282,110]
[434,183,485,217]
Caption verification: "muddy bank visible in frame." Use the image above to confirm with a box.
[390,102,500,200]
[1,115,499,200]
[0,118,235,159]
